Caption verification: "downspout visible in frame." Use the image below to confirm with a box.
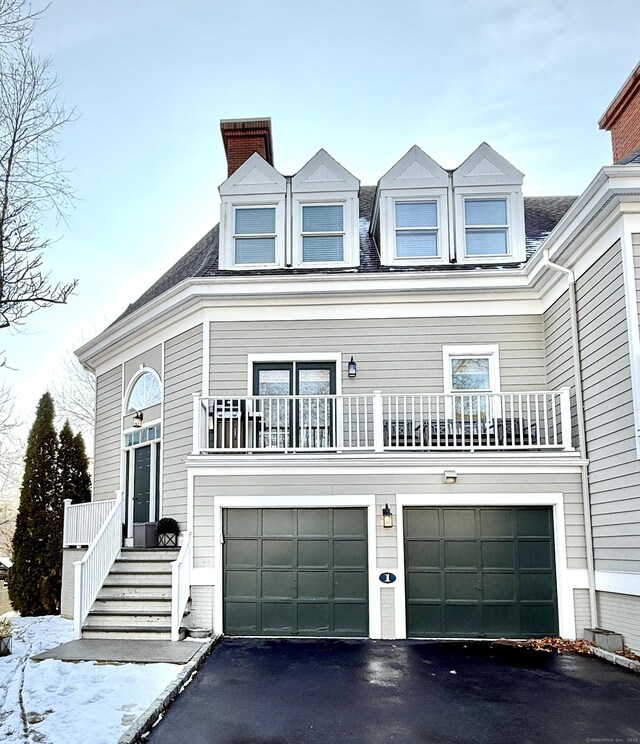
[541,248,598,629]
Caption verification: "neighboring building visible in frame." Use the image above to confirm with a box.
[62,66,640,652]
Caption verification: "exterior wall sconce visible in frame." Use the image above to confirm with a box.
[133,411,144,428]
[382,503,393,528]
[347,356,357,378]
[443,469,457,484]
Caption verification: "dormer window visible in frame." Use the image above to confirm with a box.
[301,204,344,263]
[463,198,509,257]
[395,200,439,259]
[234,206,277,265]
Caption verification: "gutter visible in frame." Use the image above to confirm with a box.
[541,248,598,629]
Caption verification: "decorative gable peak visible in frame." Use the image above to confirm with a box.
[453,142,524,187]
[219,151,286,196]
[378,145,449,190]
[292,149,359,193]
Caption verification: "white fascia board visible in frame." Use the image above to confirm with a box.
[595,571,640,597]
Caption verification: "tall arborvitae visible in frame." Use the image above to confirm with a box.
[70,432,91,505]
[9,392,59,616]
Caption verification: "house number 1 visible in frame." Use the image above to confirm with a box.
[379,572,396,584]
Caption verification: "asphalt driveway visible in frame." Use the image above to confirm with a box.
[148,638,640,744]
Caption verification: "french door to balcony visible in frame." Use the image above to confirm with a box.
[253,362,336,449]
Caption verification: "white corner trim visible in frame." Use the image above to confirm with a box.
[202,321,210,397]
[620,216,640,457]
[595,571,640,597]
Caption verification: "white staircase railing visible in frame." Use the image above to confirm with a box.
[171,531,192,642]
[73,491,124,640]
[63,499,116,547]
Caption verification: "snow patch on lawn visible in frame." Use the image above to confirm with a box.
[0,616,181,743]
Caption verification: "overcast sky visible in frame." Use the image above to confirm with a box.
[2,0,639,440]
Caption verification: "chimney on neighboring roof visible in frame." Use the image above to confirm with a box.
[599,61,640,164]
[220,118,274,177]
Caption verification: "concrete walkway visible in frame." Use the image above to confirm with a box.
[33,638,205,663]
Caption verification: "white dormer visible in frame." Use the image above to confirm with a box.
[374,146,450,267]
[219,152,287,270]
[291,150,360,268]
[452,143,525,264]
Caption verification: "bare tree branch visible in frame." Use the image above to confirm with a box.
[52,349,95,452]
[0,1,76,338]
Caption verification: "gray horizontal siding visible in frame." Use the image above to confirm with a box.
[210,315,546,396]
[93,365,122,501]
[597,591,640,653]
[577,241,640,573]
[192,470,585,571]
[162,324,202,526]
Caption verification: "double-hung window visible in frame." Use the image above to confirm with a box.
[394,200,439,259]
[234,206,277,265]
[464,198,509,257]
[443,345,501,424]
[301,204,344,263]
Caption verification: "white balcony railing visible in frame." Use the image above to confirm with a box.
[193,388,573,454]
[63,499,116,547]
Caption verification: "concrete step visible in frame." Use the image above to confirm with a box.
[120,549,179,561]
[91,597,172,613]
[81,626,184,641]
[98,584,172,600]
[102,573,172,587]
[84,610,172,628]
[111,560,173,574]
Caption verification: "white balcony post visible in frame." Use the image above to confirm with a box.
[560,387,573,451]
[373,390,384,453]
[73,560,83,639]
[63,499,72,548]
[192,395,201,454]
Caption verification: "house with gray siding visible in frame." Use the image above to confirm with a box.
[61,66,640,652]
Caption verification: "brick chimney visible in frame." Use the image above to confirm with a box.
[220,118,274,177]
[599,62,640,164]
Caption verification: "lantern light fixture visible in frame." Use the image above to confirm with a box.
[347,356,357,378]
[133,410,144,429]
[382,503,393,528]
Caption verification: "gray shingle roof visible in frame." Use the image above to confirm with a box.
[620,148,640,164]
[116,188,576,322]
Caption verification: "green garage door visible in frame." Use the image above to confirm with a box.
[224,508,368,636]
[405,507,558,638]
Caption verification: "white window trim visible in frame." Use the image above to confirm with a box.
[219,194,286,270]
[122,366,162,416]
[393,197,441,261]
[246,353,343,396]
[442,345,501,395]
[378,188,449,267]
[292,193,358,268]
[233,205,278,267]
[454,187,525,264]
[300,201,346,265]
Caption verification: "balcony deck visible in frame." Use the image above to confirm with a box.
[192,390,573,455]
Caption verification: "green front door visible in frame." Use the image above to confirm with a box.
[133,445,151,523]
[405,507,558,638]
[224,508,368,636]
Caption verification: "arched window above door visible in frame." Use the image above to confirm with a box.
[126,371,162,413]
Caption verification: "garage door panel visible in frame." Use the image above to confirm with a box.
[482,541,515,568]
[444,541,476,567]
[262,571,294,599]
[519,573,555,601]
[225,570,258,599]
[333,540,366,568]
[334,571,367,599]
[298,540,329,567]
[517,540,553,569]
[407,571,440,600]
[405,507,557,638]
[443,509,476,538]
[298,571,330,599]
[226,539,259,568]
[480,509,513,537]
[516,509,551,537]
[263,509,294,536]
[406,540,439,568]
[262,540,294,567]
[224,508,368,637]
[262,602,294,633]
[226,509,259,537]
[483,573,515,601]
[334,602,368,633]
[333,508,366,536]
[445,572,479,601]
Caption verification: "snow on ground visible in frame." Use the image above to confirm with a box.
[0,616,181,743]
